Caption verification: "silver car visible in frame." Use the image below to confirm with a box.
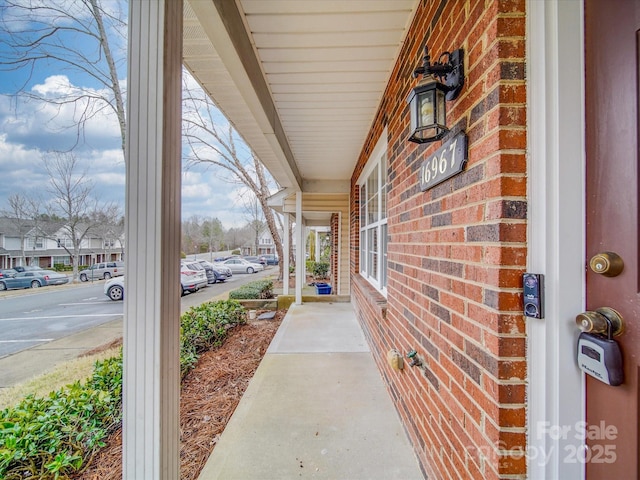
[79,261,125,282]
[221,257,264,274]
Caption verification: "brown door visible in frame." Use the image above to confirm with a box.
[585,0,640,478]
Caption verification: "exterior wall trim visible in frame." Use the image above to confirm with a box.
[527,1,586,478]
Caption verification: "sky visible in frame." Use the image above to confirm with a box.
[0,0,258,229]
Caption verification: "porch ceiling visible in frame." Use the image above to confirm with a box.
[183,0,417,193]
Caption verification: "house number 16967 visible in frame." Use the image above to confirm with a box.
[418,132,468,192]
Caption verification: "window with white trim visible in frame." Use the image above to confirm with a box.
[359,137,388,294]
[26,237,44,249]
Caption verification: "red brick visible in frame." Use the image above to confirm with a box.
[499,406,526,428]
[497,16,526,37]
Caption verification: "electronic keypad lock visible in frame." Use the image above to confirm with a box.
[523,273,544,318]
[576,308,624,386]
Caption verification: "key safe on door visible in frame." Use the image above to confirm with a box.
[575,307,625,386]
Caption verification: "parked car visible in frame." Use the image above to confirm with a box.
[262,254,279,265]
[0,268,17,279]
[221,257,264,274]
[212,263,233,278]
[0,269,70,290]
[79,261,125,282]
[104,277,125,301]
[13,265,43,273]
[242,255,261,264]
[197,260,231,283]
[104,264,209,300]
[180,263,208,294]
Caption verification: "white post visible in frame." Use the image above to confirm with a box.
[283,214,290,296]
[124,0,182,478]
[295,192,303,304]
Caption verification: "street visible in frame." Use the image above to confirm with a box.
[0,267,275,360]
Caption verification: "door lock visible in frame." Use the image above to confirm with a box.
[575,307,624,386]
[575,307,624,337]
[589,251,624,277]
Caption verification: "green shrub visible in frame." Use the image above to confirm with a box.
[0,354,123,479]
[305,261,329,279]
[179,300,246,378]
[228,279,273,300]
[312,261,329,279]
[0,300,247,478]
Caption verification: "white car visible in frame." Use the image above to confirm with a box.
[220,257,264,274]
[104,277,125,301]
[104,265,208,301]
[180,263,208,294]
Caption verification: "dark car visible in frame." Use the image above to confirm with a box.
[197,260,228,284]
[262,254,279,265]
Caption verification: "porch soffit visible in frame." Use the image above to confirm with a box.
[267,189,349,226]
[183,0,417,192]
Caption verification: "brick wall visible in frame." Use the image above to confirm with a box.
[350,1,527,479]
[330,213,339,291]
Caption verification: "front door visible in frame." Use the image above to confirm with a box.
[585,0,640,478]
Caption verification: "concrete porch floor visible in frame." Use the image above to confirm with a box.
[198,302,425,480]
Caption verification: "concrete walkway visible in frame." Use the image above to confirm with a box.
[198,302,424,480]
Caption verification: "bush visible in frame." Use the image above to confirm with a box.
[52,264,73,272]
[0,354,123,479]
[179,300,246,377]
[306,261,329,279]
[0,300,246,478]
[228,279,273,300]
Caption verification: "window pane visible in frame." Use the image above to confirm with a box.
[380,154,387,220]
[360,230,365,273]
[369,192,379,223]
[360,185,367,227]
[381,224,388,289]
[367,228,378,279]
[367,167,378,204]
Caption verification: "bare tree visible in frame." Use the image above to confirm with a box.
[0,193,41,266]
[44,152,120,281]
[91,211,124,260]
[183,78,284,278]
[242,195,265,256]
[0,0,127,154]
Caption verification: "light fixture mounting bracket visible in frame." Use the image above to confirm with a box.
[412,46,464,101]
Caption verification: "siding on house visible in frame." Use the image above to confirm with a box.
[350,1,527,479]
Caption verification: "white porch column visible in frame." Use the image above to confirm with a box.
[283,213,290,296]
[295,192,303,304]
[124,1,183,478]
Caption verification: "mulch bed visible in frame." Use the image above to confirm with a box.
[73,311,285,480]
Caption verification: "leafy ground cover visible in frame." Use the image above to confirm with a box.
[0,299,283,479]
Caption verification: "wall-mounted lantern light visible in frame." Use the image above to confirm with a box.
[407,46,464,144]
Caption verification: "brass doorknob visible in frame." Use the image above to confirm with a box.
[589,252,624,277]
[575,307,624,337]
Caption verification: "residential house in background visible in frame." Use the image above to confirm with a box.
[241,228,281,256]
[0,217,124,269]
[257,229,277,256]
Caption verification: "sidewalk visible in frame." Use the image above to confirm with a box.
[198,302,425,480]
